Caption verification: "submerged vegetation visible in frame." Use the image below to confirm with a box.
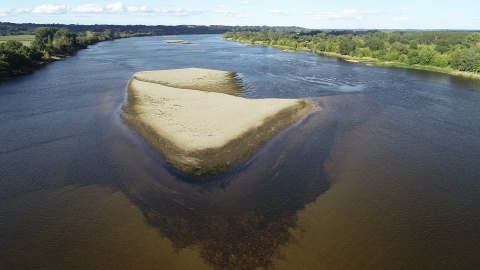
[223,30,480,78]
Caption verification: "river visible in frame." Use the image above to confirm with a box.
[1,34,480,269]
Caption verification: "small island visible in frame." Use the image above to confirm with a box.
[122,68,317,177]
[164,40,192,44]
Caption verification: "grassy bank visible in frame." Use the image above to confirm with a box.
[317,51,480,80]
[0,35,35,46]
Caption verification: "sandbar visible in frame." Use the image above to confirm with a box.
[164,40,191,44]
[123,68,317,177]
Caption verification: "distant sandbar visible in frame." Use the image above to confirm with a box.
[164,40,192,44]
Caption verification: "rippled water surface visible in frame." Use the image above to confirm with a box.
[1,35,480,269]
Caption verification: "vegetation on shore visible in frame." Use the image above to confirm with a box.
[223,30,480,79]
[0,28,154,81]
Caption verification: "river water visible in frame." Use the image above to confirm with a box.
[1,34,480,269]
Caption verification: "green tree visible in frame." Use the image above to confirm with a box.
[473,60,480,73]
[391,42,409,55]
[52,28,78,54]
[435,40,451,54]
[0,59,11,80]
[409,40,418,50]
[365,38,385,51]
[451,50,480,71]
[417,47,436,65]
[31,27,58,52]
[465,33,480,44]
[432,53,450,67]
[338,37,356,55]
[0,40,36,75]
[314,41,326,52]
[102,29,114,40]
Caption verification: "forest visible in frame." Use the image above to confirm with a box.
[223,30,480,75]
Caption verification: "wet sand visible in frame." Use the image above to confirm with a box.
[123,68,317,176]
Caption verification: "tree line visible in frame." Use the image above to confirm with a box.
[0,22,307,37]
[223,30,480,74]
[0,27,155,80]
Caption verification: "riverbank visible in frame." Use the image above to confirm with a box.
[226,38,480,81]
[0,32,154,82]
[122,68,317,177]
[318,51,480,80]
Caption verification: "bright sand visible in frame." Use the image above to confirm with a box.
[123,68,317,177]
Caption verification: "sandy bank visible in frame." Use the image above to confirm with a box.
[123,68,317,177]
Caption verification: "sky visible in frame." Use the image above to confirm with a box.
[1,0,479,30]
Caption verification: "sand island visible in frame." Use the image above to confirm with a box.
[164,40,192,44]
[123,68,317,177]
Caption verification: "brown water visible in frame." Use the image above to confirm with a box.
[1,35,480,269]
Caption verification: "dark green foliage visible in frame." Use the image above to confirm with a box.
[435,40,451,54]
[0,40,37,77]
[0,59,11,80]
[451,50,480,71]
[366,38,385,51]
[391,42,409,55]
[338,37,356,55]
[409,40,418,50]
[31,27,57,51]
[52,28,77,54]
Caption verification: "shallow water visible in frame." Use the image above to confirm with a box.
[1,35,480,269]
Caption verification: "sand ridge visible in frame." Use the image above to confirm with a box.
[123,68,318,177]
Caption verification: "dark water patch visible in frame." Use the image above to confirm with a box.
[115,110,333,269]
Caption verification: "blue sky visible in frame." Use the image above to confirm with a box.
[1,0,479,29]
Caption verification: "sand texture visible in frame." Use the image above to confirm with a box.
[123,68,317,177]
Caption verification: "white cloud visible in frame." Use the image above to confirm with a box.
[0,8,12,17]
[32,4,68,14]
[237,14,261,19]
[242,1,254,5]
[269,9,288,15]
[157,7,202,17]
[122,6,201,16]
[216,7,239,17]
[314,9,378,20]
[75,4,104,13]
[127,6,153,13]
[214,5,258,18]
[2,3,205,19]
[393,16,411,21]
[106,3,125,13]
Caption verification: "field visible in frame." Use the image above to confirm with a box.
[0,35,35,46]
